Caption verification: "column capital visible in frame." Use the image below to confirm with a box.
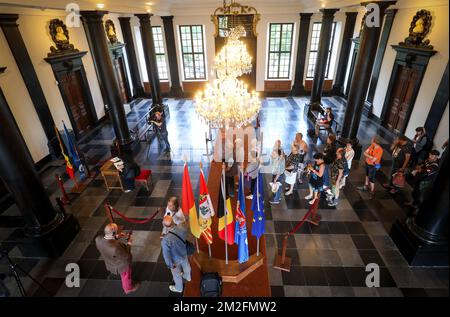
[299,13,313,19]
[118,16,131,22]
[80,10,108,23]
[0,14,19,27]
[135,13,154,23]
[319,8,340,17]
[161,15,174,21]
[345,11,359,18]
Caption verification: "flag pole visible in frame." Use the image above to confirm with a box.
[208,243,212,258]
[256,168,260,257]
[222,163,228,265]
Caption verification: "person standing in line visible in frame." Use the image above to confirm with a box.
[269,148,286,204]
[293,132,308,184]
[327,148,345,207]
[305,153,325,205]
[357,137,384,199]
[245,151,260,199]
[383,135,412,194]
[405,149,440,211]
[412,127,429,165]
[225,157,239,197]
[323,134,337,195]
[161,215,191,293]
[95,223,140,295]
[340,142,355,189]
[161,197,186,237]
[284,144,302,196]
[150,111,171,153]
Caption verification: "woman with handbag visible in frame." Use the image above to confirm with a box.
[293,133,308,184]
[284,144,303,196]
[383,135,412,194]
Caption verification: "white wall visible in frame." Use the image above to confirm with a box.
[0,30,48,162]
[434,103,449,150]
[371,2,449,141]
[0,7,106,162]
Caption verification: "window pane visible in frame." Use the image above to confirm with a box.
[267,23,293,79]
[306,22,336,78]
[179,25,206,79]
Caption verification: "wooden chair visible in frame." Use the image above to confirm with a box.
[135,169,152,191]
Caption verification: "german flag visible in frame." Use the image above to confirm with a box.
[217,168,235,245]
[182,163,201,238]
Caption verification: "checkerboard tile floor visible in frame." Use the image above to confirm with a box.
[0,97,448,297]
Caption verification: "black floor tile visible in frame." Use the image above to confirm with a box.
[327,222,349,234]
[343,222,367,234]
[358,250,386,267]
[150,263,174,282]
[344,267,367,287]
[351,235,376,249]
[32,277,65,297]
[323,267,351,287]
[281,267,306,286]
[271,286,285,297]
[302,267,328,286]
[132,262,155,282]
[273,221,292,233]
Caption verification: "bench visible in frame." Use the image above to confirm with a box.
[309,105,341,137]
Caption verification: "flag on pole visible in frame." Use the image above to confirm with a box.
[251,171,265,238]
[235,169,249,263]
[182,163,202,238]
[62,121,87,180]
[198,168,214,245]
[54,126,75,180]
[218,169,235,245]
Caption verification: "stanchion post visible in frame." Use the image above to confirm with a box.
[104,203,114,224]
[55,174,69,205]
[274,233,291,272]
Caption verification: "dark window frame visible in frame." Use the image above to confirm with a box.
[178,25,207,80]
[306,21,337,79]
[267,22,295,80]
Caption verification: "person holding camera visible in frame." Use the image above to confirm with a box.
[149,111,171,153]
[327,148,345,207]
[95,223,140,295]
[305,153,325,205]
[161,215,191,293]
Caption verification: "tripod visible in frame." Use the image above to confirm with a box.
[0,248,51,297]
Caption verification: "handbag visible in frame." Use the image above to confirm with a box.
[392,172,406,188]
[169,231,195,256]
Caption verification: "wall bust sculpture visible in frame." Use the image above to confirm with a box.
[400,9,433,49]
[48,19,79,56]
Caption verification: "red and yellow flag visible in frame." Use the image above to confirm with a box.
[182,163,201,238]
[198,169,214,244]
[218,170,235,245]
[54,126,75,180]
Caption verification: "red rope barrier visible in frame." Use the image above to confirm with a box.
[288,198,319,235]
[108,204,161,224]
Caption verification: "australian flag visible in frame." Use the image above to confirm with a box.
[251,171,265,239]
[235,170,249,263]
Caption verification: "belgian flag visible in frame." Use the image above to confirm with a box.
[217,169,235,245]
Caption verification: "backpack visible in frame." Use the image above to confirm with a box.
[200,272,222,297]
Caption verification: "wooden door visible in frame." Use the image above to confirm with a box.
[59,71,95,135]
[385,65,420,133]
[113,57,129,104]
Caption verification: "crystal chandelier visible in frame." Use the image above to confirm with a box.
[214,25,252,78]
[195,23,261,128]
[195,77,260,129]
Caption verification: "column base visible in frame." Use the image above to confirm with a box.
[169,86,184,99]
[13,214,80,258]
[133,86,146,99]
[331,85,345,96]
[47,136,61,160]
[390,218,449,266]
[289,85,307,96]
[363,100,373,117]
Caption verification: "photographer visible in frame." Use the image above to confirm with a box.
[149,111,171,153]
[95,223,140,295]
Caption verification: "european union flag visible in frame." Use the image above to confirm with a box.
[251,171,265,239]
[235,171,249,263]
